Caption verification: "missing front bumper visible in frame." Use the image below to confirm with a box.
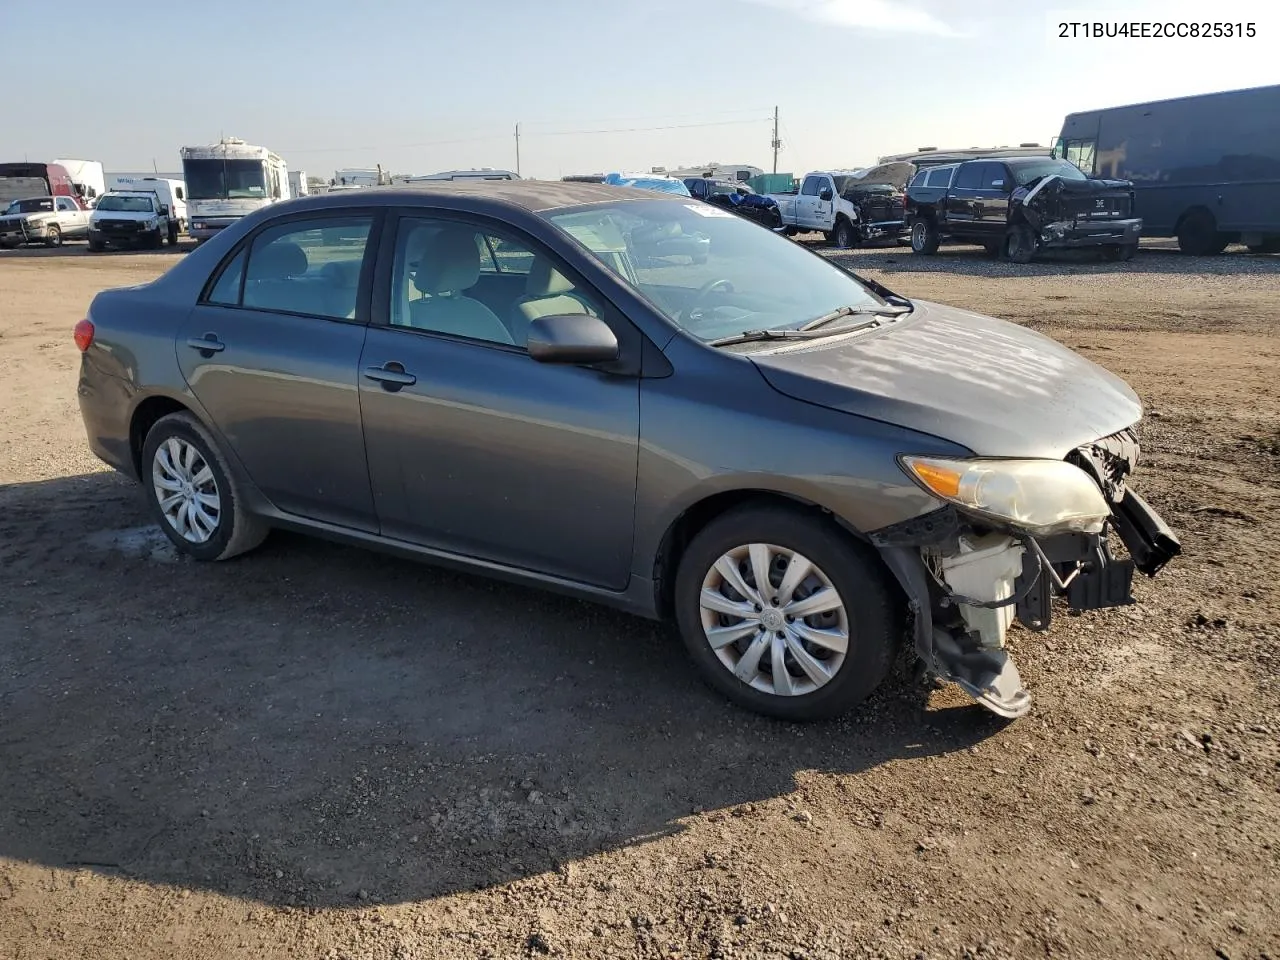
[873,485,1181,718]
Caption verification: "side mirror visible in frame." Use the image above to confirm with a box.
[527,314,618,365]
[819,187,833,201]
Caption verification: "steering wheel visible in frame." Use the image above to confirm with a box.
[683,278,735,325]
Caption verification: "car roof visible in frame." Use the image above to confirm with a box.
[268,179,667,214]
[969,156,1061,166]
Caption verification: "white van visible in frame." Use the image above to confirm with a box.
[108,177,188,231]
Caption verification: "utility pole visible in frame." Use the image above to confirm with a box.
[515,122,521,177]
[771,106,781,175]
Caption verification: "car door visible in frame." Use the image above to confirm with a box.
[811,175,836,230]
[177,211,381,531]
[945,162,985,237]
[978,163,1013,236]
[796,175,823,229]
[357,211,641,589]
[55,196,87,236]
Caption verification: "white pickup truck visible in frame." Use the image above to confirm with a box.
[770,168,910,249]
[0,195,90,248]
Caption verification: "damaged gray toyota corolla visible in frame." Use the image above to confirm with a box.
[75,182,1180,721]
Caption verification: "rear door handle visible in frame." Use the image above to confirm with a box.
[186,334,225,354]
[363,363,417,390]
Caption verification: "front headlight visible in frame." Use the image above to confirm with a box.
[899,456,1110,537]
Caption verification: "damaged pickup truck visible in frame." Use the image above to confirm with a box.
[905,157,1142,263]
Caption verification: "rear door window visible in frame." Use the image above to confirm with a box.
[211,216,374,320]
[925,167,954,188]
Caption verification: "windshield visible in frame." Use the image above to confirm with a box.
[1012,159,1088,185]
[96,195,154,212]
[183,158,267,200]
[543,199,886,342]
[5,198,54,214]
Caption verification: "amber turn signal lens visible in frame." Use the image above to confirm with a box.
[74,318,94,352]
[907,460,962,498]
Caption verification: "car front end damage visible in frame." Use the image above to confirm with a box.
[1012,175,1142,251]
[872,426,1180,717]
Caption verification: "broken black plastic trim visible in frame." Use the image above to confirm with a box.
[1111,488,1182,576]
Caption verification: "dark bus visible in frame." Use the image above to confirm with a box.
[1053,84,1280,254]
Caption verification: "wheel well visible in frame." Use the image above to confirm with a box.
[652,490,852,620]
[129,396,190,476]
[1174,206,1214,233]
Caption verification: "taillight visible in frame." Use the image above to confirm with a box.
[74,318,95,352]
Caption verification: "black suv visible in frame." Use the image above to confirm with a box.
[904,157,1142,262]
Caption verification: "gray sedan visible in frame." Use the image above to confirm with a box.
[75,181,1180,720]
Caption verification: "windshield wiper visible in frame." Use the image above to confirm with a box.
[708,328,830,347]
[798,304,912,332]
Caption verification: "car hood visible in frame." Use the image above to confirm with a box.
[0,211,53,224]
[749,299,1141,458]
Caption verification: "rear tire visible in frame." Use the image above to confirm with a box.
[141,412,269,562]
[909,218,939,255]
[1003,223,1036,264]
[44,225,62,248]
[1177,209,1228,255]
[673,505,900,721]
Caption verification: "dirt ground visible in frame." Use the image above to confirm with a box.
[1,240,1277,960]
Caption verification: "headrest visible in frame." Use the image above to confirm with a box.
[524,259,574,297]
[248,240,307,280]
[410,227,480,295]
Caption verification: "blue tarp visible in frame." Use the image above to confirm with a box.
[603,172,692,197]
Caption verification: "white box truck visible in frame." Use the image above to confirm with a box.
[54,158,106,207]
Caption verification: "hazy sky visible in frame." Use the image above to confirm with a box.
[4,0,1275,179]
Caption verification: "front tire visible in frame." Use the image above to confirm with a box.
[1177,209,1228,255]
[833,217,858,250]
[44,225,62,248]
[910,218,939,255]
[142,412,268,561]
[673,505,900,721]
[1003,223,1037,264]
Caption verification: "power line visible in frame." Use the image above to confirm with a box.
[282,116,770,156]
[519,107,773,128]
[534,117,770,138]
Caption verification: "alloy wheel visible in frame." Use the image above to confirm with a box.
[698,542,849,697]
[152,437,221,543]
